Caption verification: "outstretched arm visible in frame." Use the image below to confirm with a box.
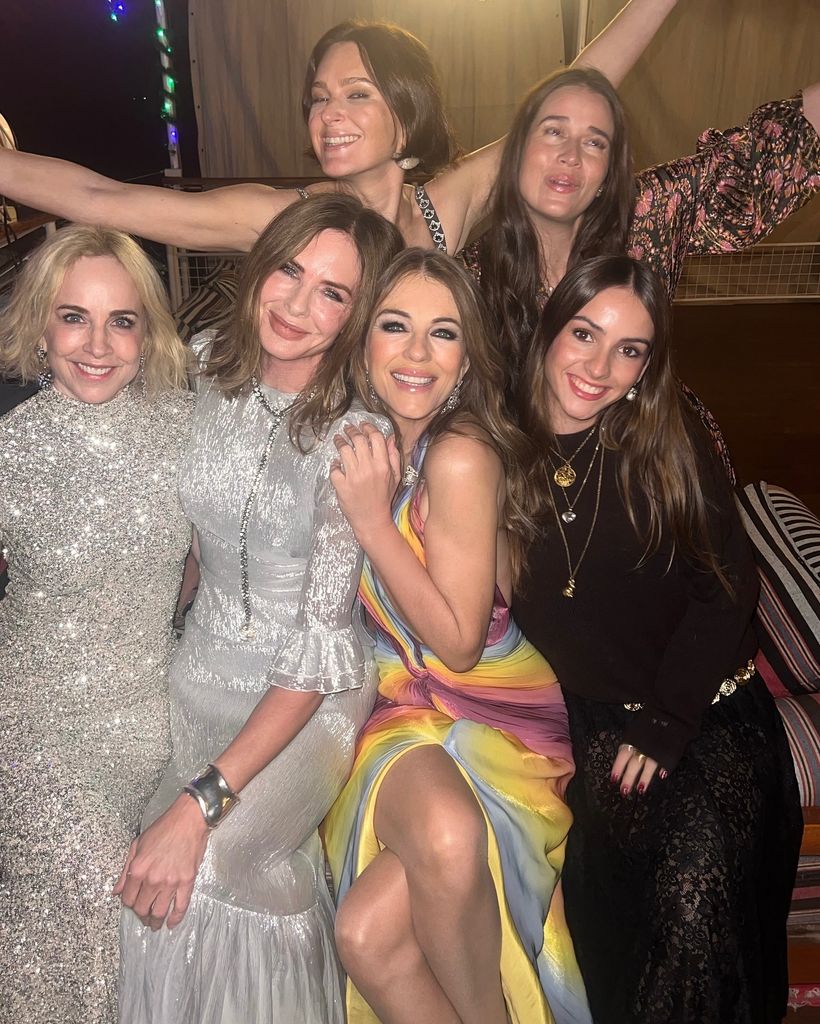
[0,147,296,251]
[574,0,679,88]
[429,0,679,252]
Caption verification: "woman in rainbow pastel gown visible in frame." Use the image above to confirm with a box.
[323,248,590,1024]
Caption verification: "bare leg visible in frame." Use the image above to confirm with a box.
[335,848,460,1024]
[367,745,507,1024]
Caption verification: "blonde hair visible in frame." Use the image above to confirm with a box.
[0,224,189,395]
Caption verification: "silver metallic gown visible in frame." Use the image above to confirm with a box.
[0,385,194,1023]
[119,378,382,1024]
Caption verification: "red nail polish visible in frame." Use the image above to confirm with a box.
[610,773,619,785]
[637,783,645,795]
[621,785,630,797]
[659,769,668,780]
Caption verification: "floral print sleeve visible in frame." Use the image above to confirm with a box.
[629,93,820,297]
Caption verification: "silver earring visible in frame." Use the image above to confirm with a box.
[396,155,420,171]
[36,346,52,390]
[138,352,147,398]
[596,186,604,196]
[442,378,463,414]
[364,369,381,408]
[625,385,638,402]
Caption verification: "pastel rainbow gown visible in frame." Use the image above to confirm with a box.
[323,442,591,1024]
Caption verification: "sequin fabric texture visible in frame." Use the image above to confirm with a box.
[0,385,193,1023]
[119,377,384,1024]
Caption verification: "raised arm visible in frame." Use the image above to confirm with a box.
[0,147,296,251]
[428,0,679,253]
[332,426,503,673]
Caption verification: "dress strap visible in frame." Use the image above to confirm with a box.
[413,185,448,252]
[296,186,310,201]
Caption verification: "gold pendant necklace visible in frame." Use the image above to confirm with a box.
[551,426,597,488]
[547,439,601,524]
[550,443,606,598]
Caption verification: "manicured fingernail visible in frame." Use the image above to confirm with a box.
[621,785,630,797]
[610,773,619,785]
[637,783,645,795]
[659,769,668,780]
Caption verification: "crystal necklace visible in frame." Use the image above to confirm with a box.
[237,377,291,641]
[550,442,606,597]
[550,425,597,488]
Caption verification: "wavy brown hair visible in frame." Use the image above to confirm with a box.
[479,68,635,384]
[520,255,733,592]
[0,224,188,395]
[342,248,535,582]
[302,20,457,176]
[203,194,402,447]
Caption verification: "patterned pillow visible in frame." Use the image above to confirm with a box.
[777,694,820,807]
[736,482,820,697]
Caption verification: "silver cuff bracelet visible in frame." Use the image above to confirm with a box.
[184,763,240,828]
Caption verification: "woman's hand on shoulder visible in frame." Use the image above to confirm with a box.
[113,793,209,930]
[330,421,401,543]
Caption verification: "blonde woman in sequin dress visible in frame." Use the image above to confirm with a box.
[116,195,402,1024]
[0,225,192,1023]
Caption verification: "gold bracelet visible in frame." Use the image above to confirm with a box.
[623,660,756,713]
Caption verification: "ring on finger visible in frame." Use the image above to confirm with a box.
[634,752,647,766]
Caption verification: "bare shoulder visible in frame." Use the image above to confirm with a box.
[424,426,503,486]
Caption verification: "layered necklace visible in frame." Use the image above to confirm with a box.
[547,427,606,598]
[237,377,293,640]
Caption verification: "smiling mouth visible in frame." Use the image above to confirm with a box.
[391,371,435,388]
[547,176,580,192]
[75,362,116,378]
[323,134,360,148]
[268,310,308,340]
[568,373,607,398]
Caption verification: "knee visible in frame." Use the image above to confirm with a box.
[335,893,385,975]
[415,804,489,892]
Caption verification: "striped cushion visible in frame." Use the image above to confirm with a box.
[174,263,239,343]
[736,482,820,697]
[777,694,820,806]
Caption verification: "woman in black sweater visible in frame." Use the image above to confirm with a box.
[514,255,801,1024]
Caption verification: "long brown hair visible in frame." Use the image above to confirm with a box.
[302,20,457,176]
[204,194,402,446]
[479,68,635,382]
[520,255,732,591]
[348,248,535,583]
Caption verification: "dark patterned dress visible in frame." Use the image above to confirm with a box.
[463,93,820,480]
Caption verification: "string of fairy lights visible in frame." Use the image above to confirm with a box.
[106,0,180,171]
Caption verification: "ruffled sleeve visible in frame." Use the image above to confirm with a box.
[629,93,820,297]
[266,407,393,695]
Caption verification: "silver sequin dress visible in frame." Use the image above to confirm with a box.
[0,385,194,1023]
[119,378,382,1024]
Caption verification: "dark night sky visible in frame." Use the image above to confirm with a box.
[0,0,196,182]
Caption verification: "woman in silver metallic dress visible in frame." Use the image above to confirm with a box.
[0,225,192,1023]
[116,195,402,1024]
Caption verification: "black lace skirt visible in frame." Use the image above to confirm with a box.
[562,676,802,1024]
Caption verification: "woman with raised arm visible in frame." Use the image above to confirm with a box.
[0,225,192,1023]
[114,195,402,1024]
[322,249,590,1024]
[514,255,801,1024]
[463,68,820,471]
[0,1,676,253]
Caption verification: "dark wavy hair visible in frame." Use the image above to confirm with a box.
[203,194,402,446]
[480,67,635,383]
[302,20,457,176]
[344,248,536,583]
[520,255,732,592]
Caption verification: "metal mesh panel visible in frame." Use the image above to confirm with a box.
[676,243,820,303]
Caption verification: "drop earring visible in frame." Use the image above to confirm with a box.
[442,378,464,414]
[364,369,381,408]
[625,385,638,402]
[394,154,420,171]
[36,346,52,390]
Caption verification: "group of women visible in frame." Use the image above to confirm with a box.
[1,1,818,1022]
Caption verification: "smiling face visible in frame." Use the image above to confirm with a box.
[43,255,145,404]
[543,286,653,434]
[366,272,468,451]
[518,85,614,230]
[308,41,402,179]
[257,228,361,392]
